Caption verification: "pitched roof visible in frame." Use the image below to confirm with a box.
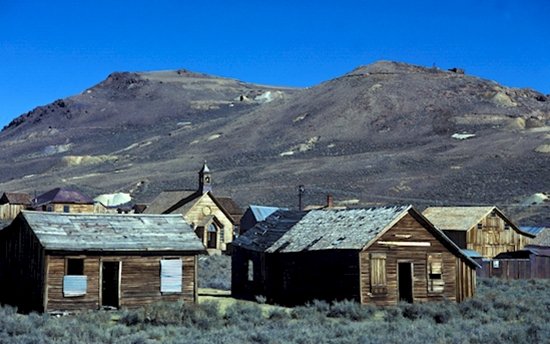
[249,205,289,222]
[520,226,547,236]
[422,206,533,237]
[17,211,205,252]
[33,188,94,207]
[528,227,550,246]
[234,206,479,268]
[422,206,496,231]
[0,192,32,205]
[143,190,197,214]
[215,197,243,218]
[268,206,410,253]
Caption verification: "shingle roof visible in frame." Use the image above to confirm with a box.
[0,192,32,205]
[18,211,205,252]
[422,206,533,237]
[529,228,550,246]
[144,190,197,214]
[214,196,243,223]
[234,206,409,253]
[268,206,410,253]
[33,188,94,206]
[422,206,495,231]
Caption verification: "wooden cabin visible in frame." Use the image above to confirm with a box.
[31,187,95,213]
[232,206,478,307]
[0,192,31,221]
[478,246,550,279]
[0,211,205,313]
[145,162,242,252]
[422,206,534,258]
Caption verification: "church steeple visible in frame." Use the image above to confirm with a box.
[198,161,212,194]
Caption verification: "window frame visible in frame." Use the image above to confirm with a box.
[369,253,387,295]
[427,253,444,293]
[63,257,87,297]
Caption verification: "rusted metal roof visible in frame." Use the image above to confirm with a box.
[0,192,32,205]
[19,211,205,252]
[32,187,94,207]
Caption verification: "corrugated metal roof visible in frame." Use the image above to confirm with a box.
[250,205,288,222]
[19,211,205,252]
[267,206,409,253]
[462,249,483,258]
[422,206,495,231]
[520,226,547,236]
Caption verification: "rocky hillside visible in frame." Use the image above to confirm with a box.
[1,61,549,224]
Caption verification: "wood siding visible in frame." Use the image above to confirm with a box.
[46,203,95,214]
[0,221,46,313]
[359,213,475,306]
[45,254,197,312]
[477,256,550,279]
[183,195,234,251]
[467,213,527,258]
[0,204,26,220]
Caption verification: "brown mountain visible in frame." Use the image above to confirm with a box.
[1,61,549,224]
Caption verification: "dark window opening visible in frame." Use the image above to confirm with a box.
[429,273,442,280]
[477,223,483,229]
[67,258,84,275]
[63,205,70,213]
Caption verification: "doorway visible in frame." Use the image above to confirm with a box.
[398,262,413,303]
[102,261,120,308]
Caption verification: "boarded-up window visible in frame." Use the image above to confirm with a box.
[370,253,387,294]
[63,275,87,297]
[160,259,182,293]
[427,253,444,293]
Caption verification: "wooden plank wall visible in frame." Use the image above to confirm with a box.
[468,213,528,258]
[360,213,475,306]
[46,254,197,312]
[0,220,45,313]
[0,204,26,220]
[183,195,234,251]
[50,203,95,213]
[478,256,550,279]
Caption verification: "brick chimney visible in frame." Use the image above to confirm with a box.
[326,194,334,208]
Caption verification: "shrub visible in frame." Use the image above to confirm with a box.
[326,300,374,321]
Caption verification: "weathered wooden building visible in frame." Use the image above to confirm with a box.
[232,206,478,306]
[0,192,31,221]
[31,187,95,213]
[145,162,242,252]
[477,246,550,279]
[0,211,205,313]
[422,206,534,258]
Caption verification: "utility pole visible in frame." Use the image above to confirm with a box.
[297,185,305,211]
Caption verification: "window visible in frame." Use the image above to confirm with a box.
[66,258,84,275]
[64,258,87,297]
[492,260,500,269]
[370,253,387,295]
[427,253,444,293]
[63,205,70,213]
[247,260,254,282]
[504,223,510,230]
[160,259,182,293]
[477,223,483,230]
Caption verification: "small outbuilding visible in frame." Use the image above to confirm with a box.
[0,192,32,221]
[478,245,550,279]
[232,205,478,306]
[0,211,205,313]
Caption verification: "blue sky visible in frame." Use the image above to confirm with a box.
[1,0,549,128]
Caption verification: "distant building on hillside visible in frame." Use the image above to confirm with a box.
[31,187,95,213]
[144,162,242,252]
[422,206,534,259]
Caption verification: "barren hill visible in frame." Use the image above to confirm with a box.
[1,61,549,224]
